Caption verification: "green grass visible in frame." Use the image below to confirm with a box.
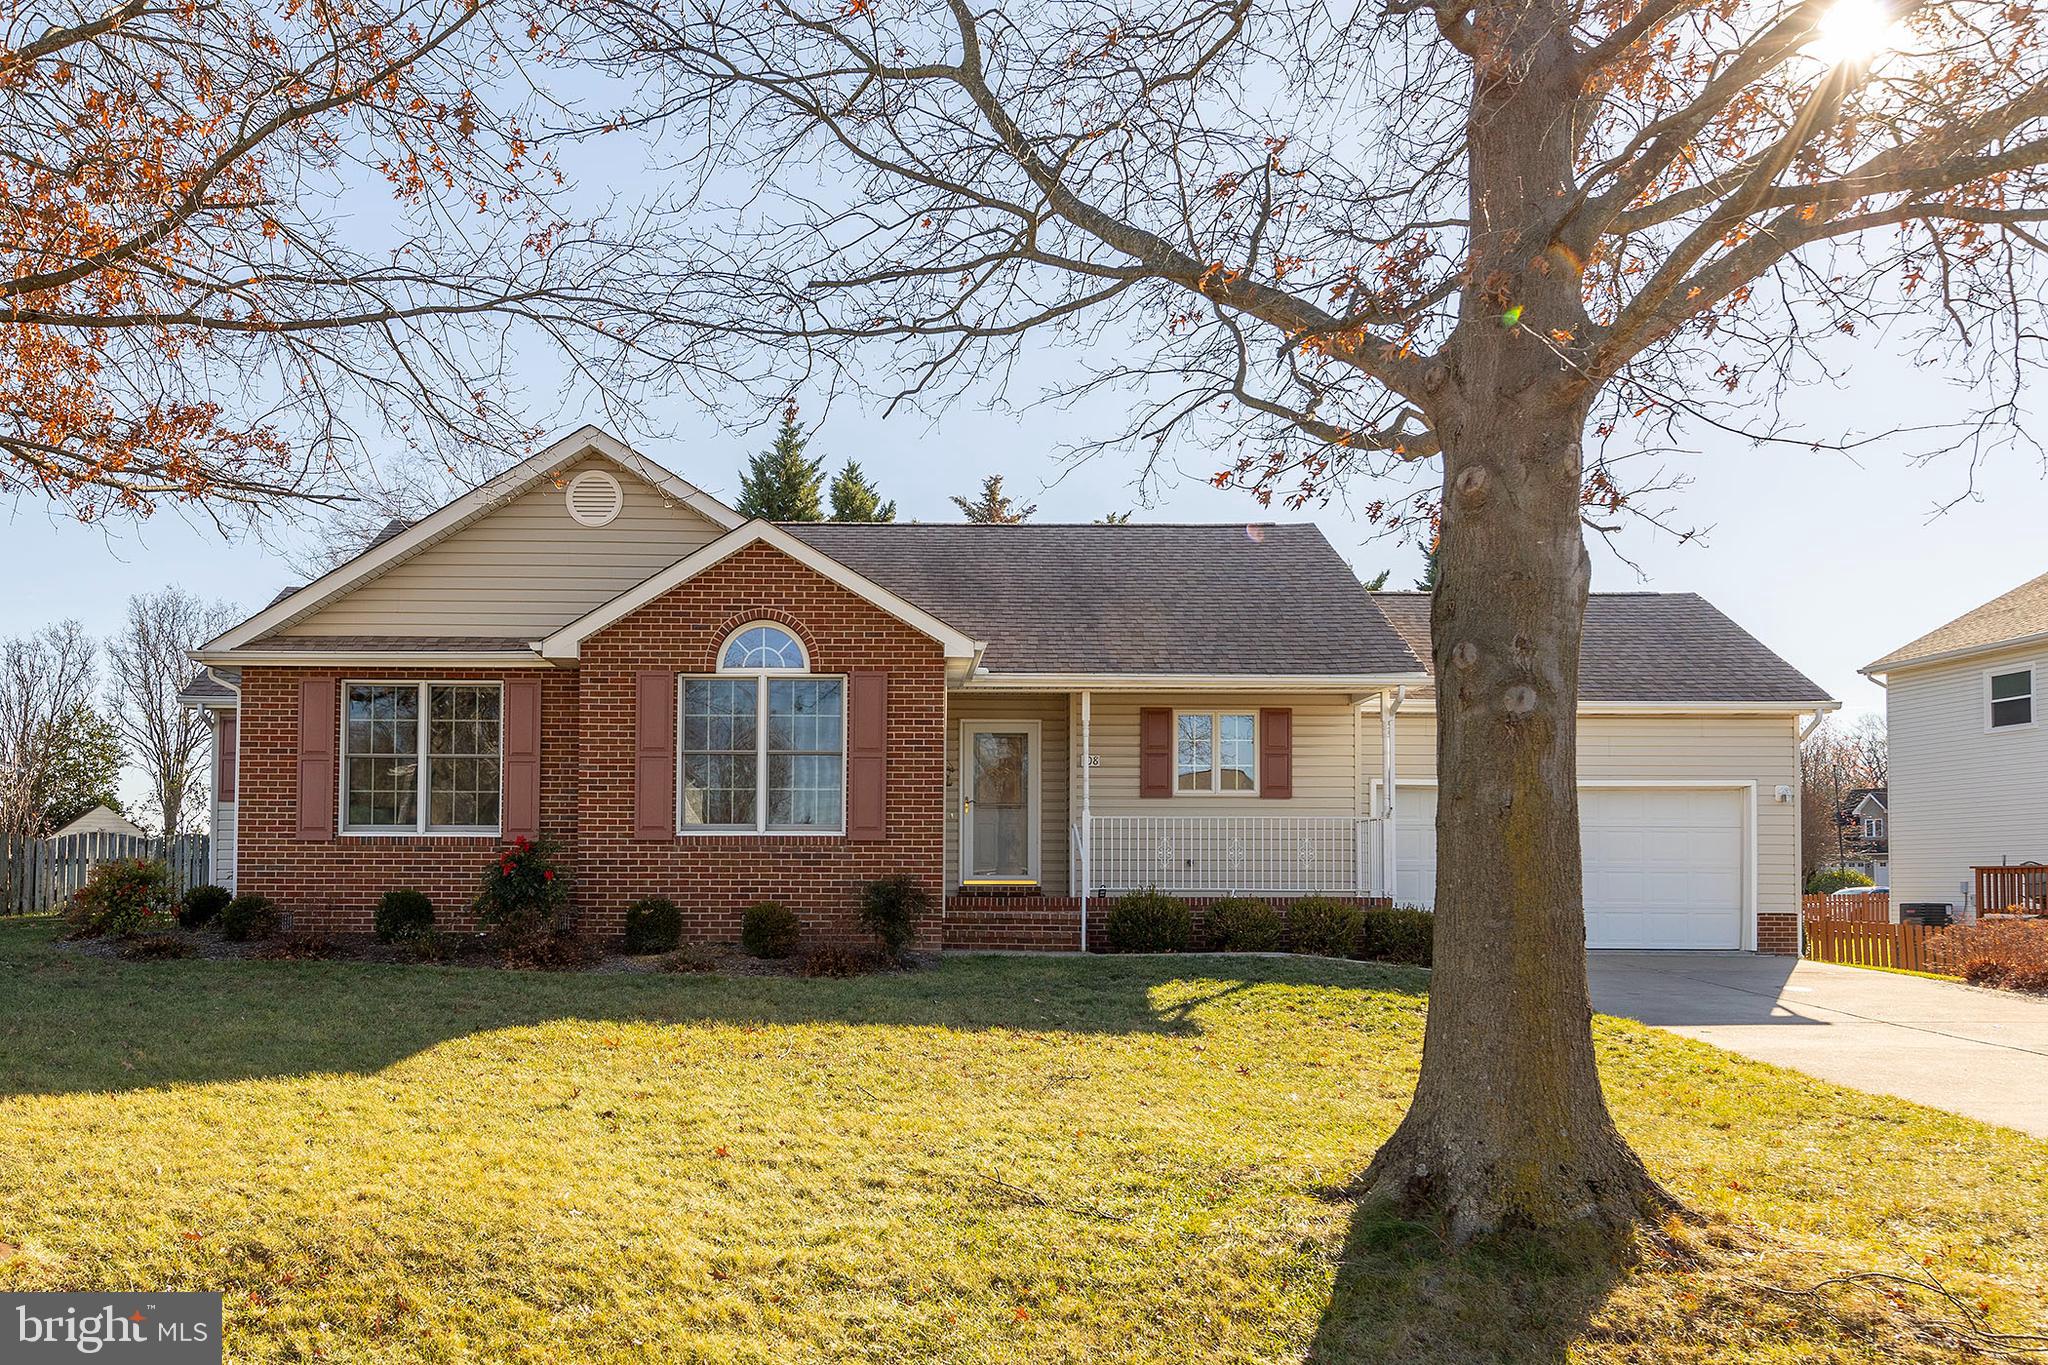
[1,916,2043,1363]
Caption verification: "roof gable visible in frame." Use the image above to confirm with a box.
[1864,569,2048,675]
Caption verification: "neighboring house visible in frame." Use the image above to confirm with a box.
[1866,571,2048,915]
[1834,786,1888,888]
[176,666,241,889]
[51,804,147,840]
[191,426,1834,953]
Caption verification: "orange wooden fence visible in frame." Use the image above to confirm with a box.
[1802,916,1950,974]
[1973,865,2048,915]
[1801,892,1891,923]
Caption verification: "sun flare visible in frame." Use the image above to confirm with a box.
[1807,0,1901,65]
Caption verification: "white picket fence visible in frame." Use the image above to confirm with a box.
[0,832,211,915]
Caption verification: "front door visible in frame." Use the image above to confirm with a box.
[961,721,1039,886]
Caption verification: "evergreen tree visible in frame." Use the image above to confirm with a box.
[42,705,126,831]
[734,406,826,521]
[950,474,1035,524]
[829,460,896,522]
[1413,541,1439,591]
[1096,510,1132,524]
[1362,569,1391,591]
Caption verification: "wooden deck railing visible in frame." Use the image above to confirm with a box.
[1973,865,2048,915]
[1802,892,1891,923]
[1803,916,1951,975]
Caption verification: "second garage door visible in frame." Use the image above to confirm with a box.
[1389,785,1745,949]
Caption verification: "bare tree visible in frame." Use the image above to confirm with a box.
[0,622,100,837]
[105,590,239,838]
[1848,714,1889,788]
[570,0,2048,1242]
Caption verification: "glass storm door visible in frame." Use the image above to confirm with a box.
[963,724,1036,884]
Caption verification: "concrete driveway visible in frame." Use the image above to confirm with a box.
[1588,952,2048,1138]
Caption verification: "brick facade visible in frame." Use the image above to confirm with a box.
[1756,910,1799,956]
[234,540,948,944]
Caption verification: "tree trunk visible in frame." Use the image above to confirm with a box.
[1361,4,1670,1246]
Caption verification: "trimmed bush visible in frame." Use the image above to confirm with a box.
[1206,897,1282,952]
[1288,896,1364,957]
[474,836,571,940]
[624,898,684,954]
[178,884,232,929]
[1805,868,1876,895]
[742,901,801,959]
[857,875,930,956]
[374,890,436,944]
[1104,890,1193,953]
[220,894,282,942]
[1358,906,1434,966]
[65,858,175,938]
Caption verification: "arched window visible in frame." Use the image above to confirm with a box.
[681,624,844,833]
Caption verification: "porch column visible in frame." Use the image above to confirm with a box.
[1379,686,1404,900]
[1079,690,1092,950]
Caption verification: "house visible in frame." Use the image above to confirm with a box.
[190,426,1834,952]
[1835,786,1888,888]
[1865,570,2048,915]
[50,804,147,840]
[176,666,241,888]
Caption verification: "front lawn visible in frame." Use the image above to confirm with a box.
[1,916,2043,1362]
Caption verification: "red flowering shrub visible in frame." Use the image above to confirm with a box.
[473,836,571,941]
[65,858,175,938]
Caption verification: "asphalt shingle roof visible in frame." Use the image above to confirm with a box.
[1865,569,2048,673]
[786,523,1423,677]
[1370,592,1833,705]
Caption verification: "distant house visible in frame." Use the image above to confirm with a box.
[1835,787,1888,888]
[51,804,147,840]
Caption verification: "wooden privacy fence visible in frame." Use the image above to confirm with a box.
[1973,865,2048,915]
[0,833,210,915]
[1802,916,1950,975]
[1802,892,1892,923]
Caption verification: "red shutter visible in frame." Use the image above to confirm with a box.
[503,679,541,840]
[215,711,237,803]
[847,670,888,841]
[634,671,676,841]
[296,679,336,840]
[1259,708,1293,799]
[1139,707,1173,798]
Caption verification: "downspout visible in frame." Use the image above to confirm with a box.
[1079,690,1092,951]
[1797,707,1827,743]
[1380,686,1406,901]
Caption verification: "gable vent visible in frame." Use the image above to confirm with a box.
[565,469,624,527]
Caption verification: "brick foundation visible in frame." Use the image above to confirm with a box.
[1757,910,1799,956]
[943,894,1396,953]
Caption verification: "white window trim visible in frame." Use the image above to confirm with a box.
[676,668,848,838]
[339,680,505,838]
[959,718,1043,886]
[719,620,812,674]
[1985,665,2035,733]
[1171,708,1260,796]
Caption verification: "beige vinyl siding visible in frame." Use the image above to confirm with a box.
[1885,642,2048,911]
[945,693,1069,890]
[1360,710,1803,920]
[213,802,236,890]
[281,459,726,638]
[1085,693,1361,816]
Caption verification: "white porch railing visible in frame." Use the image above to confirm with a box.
[1084,815,1369,895]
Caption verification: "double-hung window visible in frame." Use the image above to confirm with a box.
[680,624,846,833]
[343,682,503,834]
[1175,710,1258,793]
[1990,668,2034,730]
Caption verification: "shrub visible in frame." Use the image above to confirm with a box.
[220,894,282,942]
[1104,890,1193,953]
[120,934,194,961]
[1927,919,2048,982]
[623,898,684,954]
[798,945,880,978]
[1805,868,1876,896]
[659,943,724,974]
[473,836,571,940]
[857,875,930,956]
[742,901,801,959]
[374,890,436,944]
[2006,963,2048,994]
[411,932,454,963]
[500,929,599,972]
[1288,896,1365,957]
[1205,897,1282,952]
[1358,906,1434,966]
[178,884,232,929]
[66,859,175,938]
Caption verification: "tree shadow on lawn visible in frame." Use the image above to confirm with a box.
[0,919,1425,1099]
[1306,1196,1628,1365]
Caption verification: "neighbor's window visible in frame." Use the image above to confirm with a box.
[681,624,845,833]
[1990,668,2033,729]
[343,683,502,833]
[1175,710,1257,793]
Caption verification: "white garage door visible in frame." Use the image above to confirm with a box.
[1389,786,1745,949]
